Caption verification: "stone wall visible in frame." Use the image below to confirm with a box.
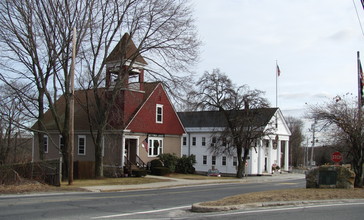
[306,165,355,189]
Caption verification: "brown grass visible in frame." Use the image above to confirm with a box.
[201,188,364,206]
[167,173,234,180]
[0,177,169,194]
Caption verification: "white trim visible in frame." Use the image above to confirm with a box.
[77,135,86,155]
[59,135,64,154]
[156,104,163,124]
[148,137,163,157]
[43,135,48,154]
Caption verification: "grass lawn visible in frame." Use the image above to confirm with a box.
[167,173,235,180]
[201,188,364,206]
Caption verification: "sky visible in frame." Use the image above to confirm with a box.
[191,0,364,123]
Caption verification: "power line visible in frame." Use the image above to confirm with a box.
[353,0,364,38]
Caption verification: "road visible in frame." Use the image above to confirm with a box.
[0,178,316,219]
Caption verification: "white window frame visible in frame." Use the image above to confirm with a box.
[222,156,227,166]
[78,135,86,155]
[192,137,196,146]
[182,137,187,146]
[202,137,206,146]
[203,155,207,165]
[43,135,48,153]
[233,157,237,166]
[59,135,64,154]
[156,104,163,123]
[212,155,216,165]
[148,137,163,157]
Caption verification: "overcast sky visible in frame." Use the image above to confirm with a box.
[191,0,364,120]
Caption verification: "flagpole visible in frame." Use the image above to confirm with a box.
[358,51,362,109]
[276,60,278,107]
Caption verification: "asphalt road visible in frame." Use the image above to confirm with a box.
[1,179,305,220]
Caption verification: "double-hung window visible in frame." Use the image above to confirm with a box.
[203,155,207,165]
[78,135,86,155]
[192,137,196,146]
[156,104,163,123]
[212,156,216,165]
[43,135,48,153]
[59,135,64,154]
[148,138,163,157]
[222,156,227,166]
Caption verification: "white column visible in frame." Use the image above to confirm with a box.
[285,140,289,171]
[257,139,263,175]
[268,139,273,173]
[277,139,281,168]
[121,136,125,167]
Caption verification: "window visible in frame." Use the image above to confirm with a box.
[211,136,217,146]
[148,138,163,157]
[212,156,216,165]
[156,104,163,123]
[203,155,207,165]
[233,157,237,166]
[59,135,64,154]
[43,135,48,153]
[202,137,206,146]
[192,137,196,146]
[78,135,86,155]
[182,137,187,146]
[222,156,226,166]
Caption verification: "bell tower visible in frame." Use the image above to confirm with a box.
[105,33,147,91]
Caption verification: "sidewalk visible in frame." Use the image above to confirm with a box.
[82,173,305,192]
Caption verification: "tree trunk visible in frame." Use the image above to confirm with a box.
[236,147,249,178]
[353,155,364,188]
[94,129,104,178]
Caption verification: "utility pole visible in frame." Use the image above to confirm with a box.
[68,27,76,185]
[310,119,317,167]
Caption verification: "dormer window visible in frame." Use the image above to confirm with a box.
[156,104,163,123]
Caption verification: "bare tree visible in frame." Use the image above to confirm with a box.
[0,0,90,183]
[285,116,304,167]
[0,0,200,180]
[188,69,273,178]
[0,82,30,164]
[78,0,200,178]
[308,95,364,187]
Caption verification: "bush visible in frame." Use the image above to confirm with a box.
[151,167,171,176]
[158,153,179,173]
[132,169,147,177]
[149,159,163,169]
[175,155,196,174]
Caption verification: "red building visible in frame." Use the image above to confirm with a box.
[32,33,185,177]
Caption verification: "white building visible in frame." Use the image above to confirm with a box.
[178,108,291,176]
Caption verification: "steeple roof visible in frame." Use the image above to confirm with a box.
[105,33,147,65]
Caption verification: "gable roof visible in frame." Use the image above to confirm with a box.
[35,82,159,131]
[105,33,147,65]
[177,108,278,128]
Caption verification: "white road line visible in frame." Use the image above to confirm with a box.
[91,205,191,219]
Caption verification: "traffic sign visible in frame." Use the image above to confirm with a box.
[331,151,343,163]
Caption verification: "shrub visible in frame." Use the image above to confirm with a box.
[175,155,196,174]
[132,169,147,177]
[150,159,163,169]
[158,153,179,173]
[151,167,171,176]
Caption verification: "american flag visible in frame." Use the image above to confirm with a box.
[142,137,148,152]
[276,64,281,77]
[359,58,364,106]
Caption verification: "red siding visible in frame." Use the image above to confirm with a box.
[126,84,184,135]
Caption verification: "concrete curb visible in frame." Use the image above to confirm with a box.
[191,199,364,212]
